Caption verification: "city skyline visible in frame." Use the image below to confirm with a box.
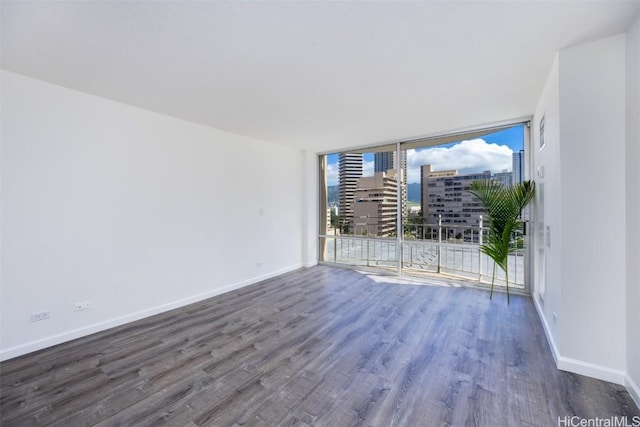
[326,125,524,186]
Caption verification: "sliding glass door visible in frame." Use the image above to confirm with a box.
[319,122,531,292]
[319,146,401,272]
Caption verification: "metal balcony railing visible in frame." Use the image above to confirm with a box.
[320,215,526,288]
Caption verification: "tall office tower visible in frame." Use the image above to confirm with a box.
[512,150,524,184]
[374,152,394,173]
[338,153,363,226]
[397,150,408,219]
[374,151,408,217]
[352,170,399,237]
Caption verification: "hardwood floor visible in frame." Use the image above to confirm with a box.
[1,266,638,426]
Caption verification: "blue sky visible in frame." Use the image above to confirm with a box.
[326,124,524,185]
[473,125,523,152]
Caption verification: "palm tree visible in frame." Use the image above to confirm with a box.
[468,179,536,303]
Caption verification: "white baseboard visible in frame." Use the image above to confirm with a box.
[0,263,303,362]
[556,356,627,385]
[532,294,560,366]
[532,295,627,386]
[626,374,640,409]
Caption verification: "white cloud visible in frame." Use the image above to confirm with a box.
[326,139,512,185]
[407,139,513,183]
[362,160,374,178]
[326,162,338,186]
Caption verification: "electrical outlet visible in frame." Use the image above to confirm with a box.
[74,301,91,311]
[257,261,263,268]
[31,310,50,322]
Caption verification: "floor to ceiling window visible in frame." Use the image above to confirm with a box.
[319,122,531,292]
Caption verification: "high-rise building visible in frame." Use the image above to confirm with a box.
[352,170,398,237]
[374,152,394,173]
[420,164,491,231]
[493,170,513,187]
[338,153,363,225]
[420,164,457,218]
[374,151,408,217]
[512,150,524,184]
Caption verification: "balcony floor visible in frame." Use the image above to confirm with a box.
[1,266,637,425]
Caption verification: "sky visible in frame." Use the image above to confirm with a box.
[326,125,524,186]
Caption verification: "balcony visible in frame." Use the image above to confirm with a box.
[320,215,527,290]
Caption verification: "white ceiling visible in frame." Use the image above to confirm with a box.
[2,1,639,153]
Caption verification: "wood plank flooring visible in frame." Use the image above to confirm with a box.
[1,266,638,426]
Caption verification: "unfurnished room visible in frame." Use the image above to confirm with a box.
[1,1,640,426]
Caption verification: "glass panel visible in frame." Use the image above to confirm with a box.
[320,150,400,268]
[319,122,528,290]
[402,124,527,287]
[324,151,400,239]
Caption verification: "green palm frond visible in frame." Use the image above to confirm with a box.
[469,179,535,304]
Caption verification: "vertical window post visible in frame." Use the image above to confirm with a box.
[438,214,442,274]
[396,142,402,274]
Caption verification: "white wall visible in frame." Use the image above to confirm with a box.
[532,55,563,358]
[0,71,304,360]
[626,13,640,405]
[532,34,628,384]
[559,34,627,378]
